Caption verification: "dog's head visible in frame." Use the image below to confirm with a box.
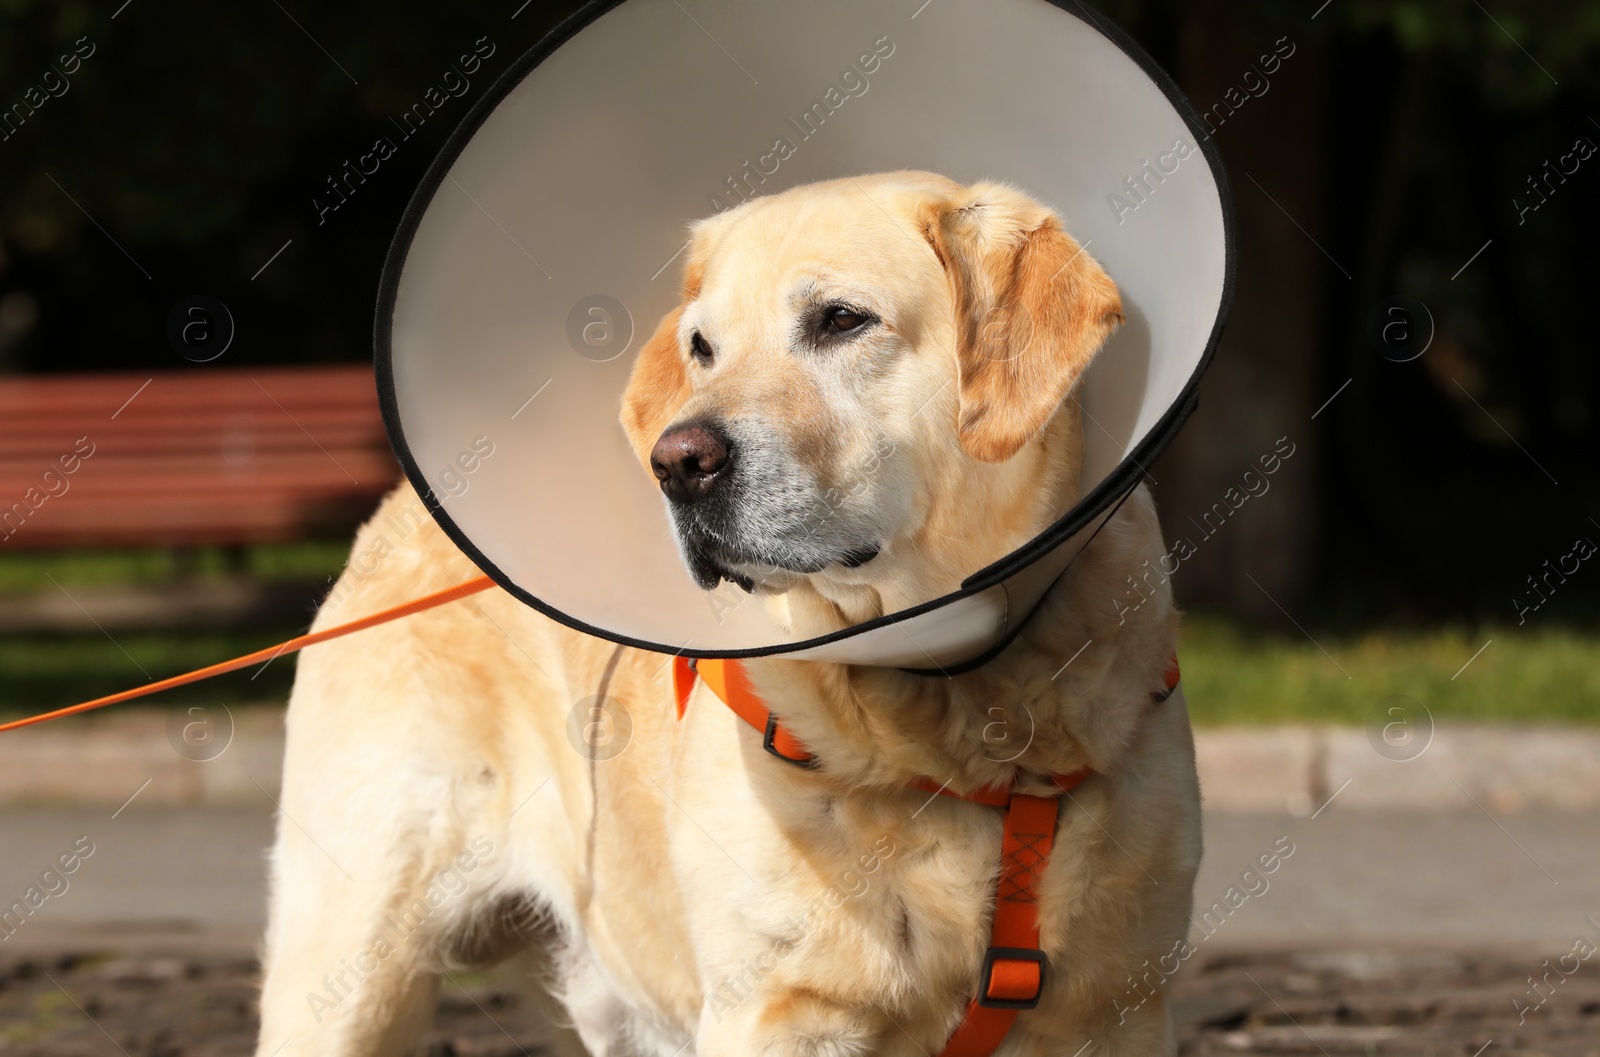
[621,171,1123,624]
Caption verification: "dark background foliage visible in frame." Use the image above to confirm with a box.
[1,0,1596,629]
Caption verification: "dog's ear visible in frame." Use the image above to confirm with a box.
[620,212,739,466]
[619,304,688,470]
[920,182,1125,463]
[619,220,725,470]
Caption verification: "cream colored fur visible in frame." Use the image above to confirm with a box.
[255,172,1201,1057]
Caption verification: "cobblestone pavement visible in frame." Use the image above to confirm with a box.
[2,945,1596,1056]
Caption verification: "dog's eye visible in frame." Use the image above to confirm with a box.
[822,306,871,335]
[690,331,714,365]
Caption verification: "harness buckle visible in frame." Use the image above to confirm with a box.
[762,713,817,768]
[976,946,1046,1009]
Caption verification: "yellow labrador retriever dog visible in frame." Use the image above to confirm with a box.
[257,171,1200,1057]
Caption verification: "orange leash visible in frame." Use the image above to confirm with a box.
[0,575,497,734]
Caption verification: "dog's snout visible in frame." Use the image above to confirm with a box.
[650,422,731,505]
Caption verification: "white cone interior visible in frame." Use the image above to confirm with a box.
[384,0,1230,664]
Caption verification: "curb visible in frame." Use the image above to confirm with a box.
[1,707,1598,812]
[1194,724,1600,815]
[0,707,285,809]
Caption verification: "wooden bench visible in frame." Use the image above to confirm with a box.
[0,366,400,549]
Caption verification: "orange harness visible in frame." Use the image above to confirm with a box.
[672,654,1181,1057]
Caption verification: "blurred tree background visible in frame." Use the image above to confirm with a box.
[0,0,1597,639]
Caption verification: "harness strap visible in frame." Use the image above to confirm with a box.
[674,654,1180,1057]
[672,655,815,765]
[939,784,1070,1057]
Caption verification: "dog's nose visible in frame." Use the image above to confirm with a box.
[650,422,731,505]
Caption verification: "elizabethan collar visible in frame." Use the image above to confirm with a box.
[377,0,1235,667]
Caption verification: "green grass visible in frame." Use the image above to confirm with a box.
[0,544,345,718]
[1179,615,1600,726]
[0,628,305,718]
[3,615,1596,725]
[0,545,1596,725]
[0,542,351,593]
